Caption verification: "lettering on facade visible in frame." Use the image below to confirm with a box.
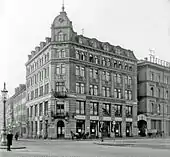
[90,116,99,121]
[75,115,86,120]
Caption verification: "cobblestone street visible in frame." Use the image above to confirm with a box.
[0,138,170,157]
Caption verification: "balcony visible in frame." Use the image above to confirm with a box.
[51,111,69,119]
[53,91,67,98]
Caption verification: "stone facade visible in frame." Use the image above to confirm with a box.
[25,7,138,139]
[138,58,170,136]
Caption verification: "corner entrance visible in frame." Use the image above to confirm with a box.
[138,114,147,136]
[57,120,65,138]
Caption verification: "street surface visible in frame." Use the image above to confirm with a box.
[0,138,170,157]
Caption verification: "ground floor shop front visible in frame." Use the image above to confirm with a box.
[28,116,137,139]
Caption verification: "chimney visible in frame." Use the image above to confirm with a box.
[35,46,40,53]
[28,55,32,60]
[40,42,46,49]
[45,37,51,44]
[144,57,148,61]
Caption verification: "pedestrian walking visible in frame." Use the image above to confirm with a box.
[7,131,13,151]
[15,132,19,141]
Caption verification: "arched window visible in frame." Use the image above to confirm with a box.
[158,88,160,97]
[117,74,121,83]
[166,90,168,99]
[76,51,80,59]
[102,58,106,66]
[125,64,128,70]
[129,66,133,71]
[61,49,65,58]
[107,59,111,66]
[118,62,122,69]
[114,60,117,68]
[81,52,85,60]
[94,56,98,64]
[150,87,154,97]
[89,54,93,62]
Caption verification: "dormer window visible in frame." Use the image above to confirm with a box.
[89,54,93,63]
[103,44,109,51]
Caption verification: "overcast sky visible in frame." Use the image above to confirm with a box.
[0,0,170,96]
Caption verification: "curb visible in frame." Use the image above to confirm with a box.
[0,146,26,150]
[94,142,134,147]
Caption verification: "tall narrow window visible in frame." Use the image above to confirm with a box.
[61,64,65,74]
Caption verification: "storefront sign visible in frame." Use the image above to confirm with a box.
[75,115,85,120]
[126,118,132,122]
[90,116,99,121]
[103,117,111,121]
[115,117,122,121]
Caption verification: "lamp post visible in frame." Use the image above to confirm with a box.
[1,83,8,146]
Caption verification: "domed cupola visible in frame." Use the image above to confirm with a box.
[51,3,74,42]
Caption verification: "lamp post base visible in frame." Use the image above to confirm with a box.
[0,130,7,146]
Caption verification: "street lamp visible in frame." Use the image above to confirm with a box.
[1,83,8,146]
[112,121,116,143]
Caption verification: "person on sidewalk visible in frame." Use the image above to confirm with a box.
[7,131,13,151]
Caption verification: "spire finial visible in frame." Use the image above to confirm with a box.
[62,0,65,12]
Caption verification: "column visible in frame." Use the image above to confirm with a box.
[121,105,126,137]
[85,99,90,134]
[132,104,138,136]
[110,103,115,138]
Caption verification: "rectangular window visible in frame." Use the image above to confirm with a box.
[102,103,111,116]
[115,105,122,117]
[56,82,65,92]
[89,69,93,78]
[44,101,48,116]
[56,102,64,115]
[44,83,49,94]
[126,106,133,117]
[94,69,98,79]
[76,83,80,93]
[56,65,60,74]
[39,103,42,116]
[80,83,85,94]
[39,86,43,96]
[90,102,98,115]
[61,64,65,74]
[31,91,34,100]
[80,67,85,77]
[35,88,38,98]
[106,72,110,81]
[76,66,80,75]
[76,101,85,115]
[35,104,38,116]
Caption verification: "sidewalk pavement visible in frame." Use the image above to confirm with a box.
[0,141,26,150]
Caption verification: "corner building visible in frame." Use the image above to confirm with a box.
[26,7,138,139]
[138,57,170,136]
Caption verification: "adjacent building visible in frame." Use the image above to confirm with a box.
[7,84,27,137]
[137,55,170,136]
[25,6,138,139]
